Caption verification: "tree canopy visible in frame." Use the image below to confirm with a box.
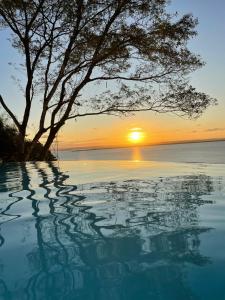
[0,0,216,160]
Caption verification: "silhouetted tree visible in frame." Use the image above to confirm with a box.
[0,116,55,161]
[0,116,20,161]
[0,0,216,160]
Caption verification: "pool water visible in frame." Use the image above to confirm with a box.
[0,161,225,300]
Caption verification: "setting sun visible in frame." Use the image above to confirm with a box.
[128,128,145,144]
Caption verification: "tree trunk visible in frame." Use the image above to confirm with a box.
[18,132,26,161]
[24,131,44,161]
[38,130,57,161]
[24,142,36,161]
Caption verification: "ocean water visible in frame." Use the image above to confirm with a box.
[59,141,225,163]
[0,143,225,299]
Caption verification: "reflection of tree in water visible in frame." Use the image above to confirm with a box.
[0,162,222,300]
[75,175,214,235]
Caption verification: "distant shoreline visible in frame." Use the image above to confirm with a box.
[60,138,225,153]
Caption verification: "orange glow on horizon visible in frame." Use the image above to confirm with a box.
[55,112,225,150]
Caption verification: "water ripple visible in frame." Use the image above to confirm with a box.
[0,161,225,300]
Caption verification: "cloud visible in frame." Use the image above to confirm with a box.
[74,137,105,143]
[60,137,106,145]
[204,128,225,132]
[41,134,62,139]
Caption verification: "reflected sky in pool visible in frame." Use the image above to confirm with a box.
[0,161,225,300]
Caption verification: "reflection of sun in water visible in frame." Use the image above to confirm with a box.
[128,128,145,144]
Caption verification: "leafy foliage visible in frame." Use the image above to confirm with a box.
[0,116,55,161]
[0,0,216,160]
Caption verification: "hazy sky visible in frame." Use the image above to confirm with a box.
[0,0,224,149]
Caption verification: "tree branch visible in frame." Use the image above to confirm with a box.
[0,95,21,130]
[51,1,127,129]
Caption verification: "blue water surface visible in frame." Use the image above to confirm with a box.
[0,160,225,300]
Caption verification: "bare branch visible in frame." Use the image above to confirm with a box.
[0,95,21,130]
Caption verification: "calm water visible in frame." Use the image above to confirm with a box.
[0,158,225,299]
[59,141,225,163]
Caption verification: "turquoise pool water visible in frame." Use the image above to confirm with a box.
[0,160,225,300]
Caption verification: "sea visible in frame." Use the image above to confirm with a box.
[59,140,225,164]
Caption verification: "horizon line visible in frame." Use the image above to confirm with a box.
[59,137,225,152]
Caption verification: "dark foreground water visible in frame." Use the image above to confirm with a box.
[0,160,225,300]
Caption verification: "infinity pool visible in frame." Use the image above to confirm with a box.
[0,161,225,300]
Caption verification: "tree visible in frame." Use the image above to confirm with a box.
[0,116,19,160]
[0,0,216,160]
[0,115,56,161]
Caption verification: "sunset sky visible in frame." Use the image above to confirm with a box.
[0,0,224,150]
